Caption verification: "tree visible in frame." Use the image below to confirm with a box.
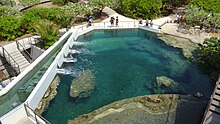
[0,6,21,17]
[33,19,59,49]
[190,0,220,13]
[184,5,220,30]
[198,37,220,78]
[21,8,64,32]
[0,0,15,6]
[118,0,162,19]
[51,0,79,5]
[89,0,114,15]
[19,0,40,6]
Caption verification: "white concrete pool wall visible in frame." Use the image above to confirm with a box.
[26,29,78,109]
[0,22,160,124]
[0,30,74,124]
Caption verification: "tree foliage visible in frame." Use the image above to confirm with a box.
[0,6,21,17]
[198,37,220,77]
[0,0,15,6]
[51,0,79,5]
[21,8,65,31]
[19,0,40,6]
[185,5,220,30]
[0,16,22,41]
[189,0,220,13]
[118,0,162,19]
[33,19,59,49]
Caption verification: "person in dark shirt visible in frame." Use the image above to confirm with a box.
[116,16,119,27]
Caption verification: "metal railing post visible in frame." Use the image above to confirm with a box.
[16,40,33,63]
[0,45,20,74]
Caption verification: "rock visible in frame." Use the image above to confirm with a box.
[35,75,60,115]
[70,70,95,98]
[37,101,43,109]
[156,76,178,88]
[194,92,204,98]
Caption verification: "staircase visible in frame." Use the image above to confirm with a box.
[8,49,30,72]
[202,75,220,124]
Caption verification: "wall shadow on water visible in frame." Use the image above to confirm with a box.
[173,95,209,124]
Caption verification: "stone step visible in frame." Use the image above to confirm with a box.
[215,89,220,96]
[15,57,28,64]
[211,99,220,108]
[213,94,220,102]
[11,53,23,59]
[18,60,29,66]
[9,50,21,56]
[204,111,220,124]
[210,105,220,115]
[19,63,30,70]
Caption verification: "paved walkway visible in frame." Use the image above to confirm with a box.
[161,23,211,44]
[102,7,211,44]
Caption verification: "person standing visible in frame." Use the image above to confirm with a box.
[110,16,115,27]
[116,16,119,27]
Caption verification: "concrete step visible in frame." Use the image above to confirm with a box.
[19,62,30,69]
[20,64,30,72]
[213,94,220,102]
[211,99,220,108]
[11,53,23,59]
[13,55,26,61]
[15,57,28,64]
[216,89,220,95]
[205,111,220,124]
[18,61,29,67]
[9,50,21,56]
[210,105,220,114]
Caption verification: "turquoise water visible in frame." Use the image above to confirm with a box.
[43,29,213,124]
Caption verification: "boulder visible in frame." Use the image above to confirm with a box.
[70,70,95,98]
[156,76,178,88]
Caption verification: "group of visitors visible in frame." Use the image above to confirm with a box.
[110,16,119,27]
[139,18,153,27]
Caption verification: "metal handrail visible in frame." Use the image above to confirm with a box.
[16,41,33,63]
[24,103,51,124]
[0,45,20,74]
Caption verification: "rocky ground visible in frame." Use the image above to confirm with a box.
[157,33,199,59]
[68,94,208,124]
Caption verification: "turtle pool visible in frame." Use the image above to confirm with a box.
[43,29,213,124]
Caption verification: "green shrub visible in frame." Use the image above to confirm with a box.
[0,16,22,41]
